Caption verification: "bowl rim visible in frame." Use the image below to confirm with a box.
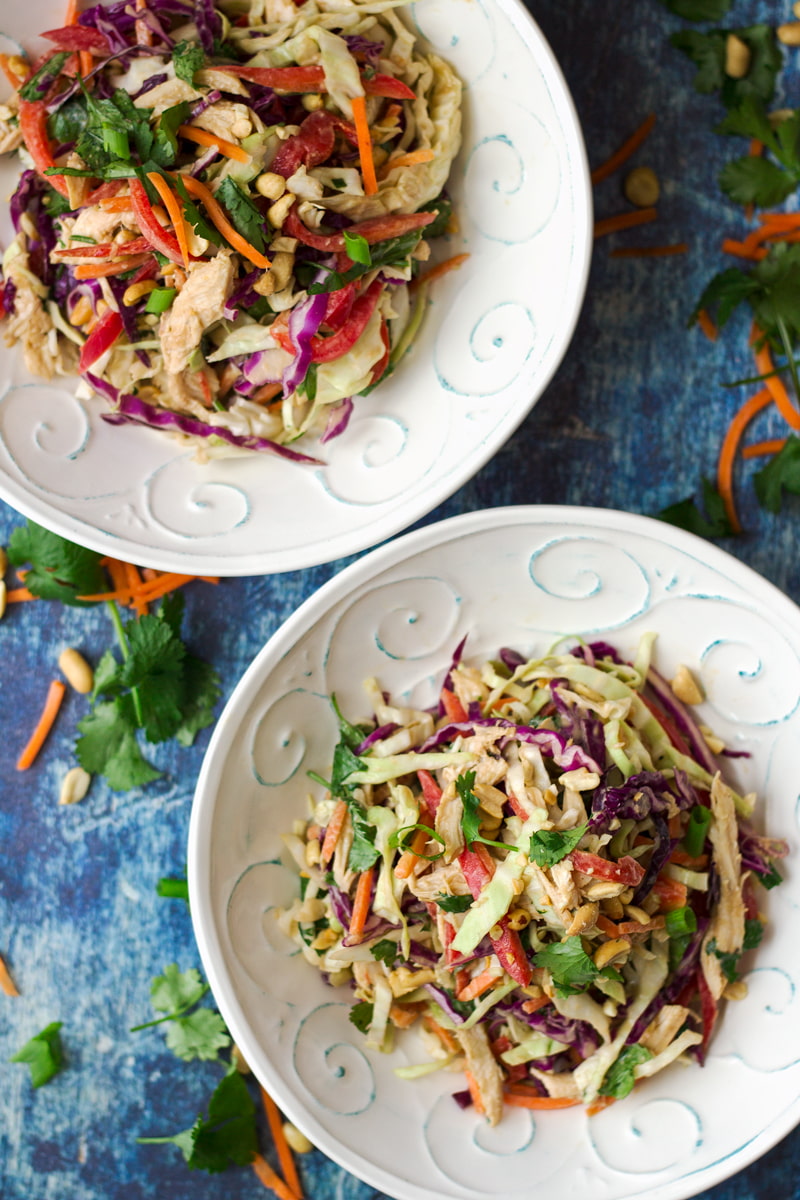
[188,502,800,1200]
[0,0,593,576]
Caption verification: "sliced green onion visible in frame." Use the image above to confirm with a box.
[343,230,371,265]
[102,125,130,160]
[665,906,697,938]
[683,804,712,857]
[145,287,177,314]
[388,823,444,860]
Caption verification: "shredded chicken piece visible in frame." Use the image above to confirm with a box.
[455,1024,504,1126]
[701,773,746,1001]
[640,1004,692,1056]
[158,251,235,375]
[434,780,464,862]
[192,99,254,142]
[3,241,73,379]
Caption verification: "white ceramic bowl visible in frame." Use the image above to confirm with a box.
[0,0,591,574]
[189,505,800,1200]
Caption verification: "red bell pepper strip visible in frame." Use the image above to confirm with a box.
[41,26,110,52]
[129,178,184,264]
[368,319,391,386]
[651,873,688,912]
[218,63,415,99]
[441,687,468,723]
[271,109,357,178]
[310,277,383,363]
[457,847,532,987]
[53,243,115,258]
[323,280,356,330]
[86,181,124,205]
[570,850,645,887]
[284,204,436,253]
[18,99,70,198]
[417,769,443,813]
[79,308,124,373]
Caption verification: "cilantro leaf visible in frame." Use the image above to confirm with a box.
[691,265,759,330]
[215,178,267,254]
[754,434,800,512]
[347,800,380,872]
[529,824,587,868]
[8,520,106,606]
[166,1008,231,1062]
[655,478,735,539]
[599,1044,653,1099]
[9,1021,65,1088]
[48,93,89,144]
[349,1001,373,1032]
[456,769,517,850]
[670,29,726,94]
[659,0,732,18]
[151,101,193,168]
[19,53,69,102]
[175,653,223,746]
[434,893,473,913]
[759,861,783,889]
[76,698,163,791]
[173,39,206,85]
[706,920,763,982]
[418,196,452,238]
[370,939,399,965]
[719,155,796,207]
[330,694,369,751]
[306,229,421,295]
[151,964,207,1015]
[743,917,764,950]
[532,936,598,997]
[119,615,186,743]
[139,1069,257,1173]
[174,174,223,246]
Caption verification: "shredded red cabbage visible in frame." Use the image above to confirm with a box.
[282,291,328,396]
[320,397,353,444]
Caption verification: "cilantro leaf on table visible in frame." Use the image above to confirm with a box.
[175,654,223,747]
[76,698,163,790]
[138,1068,257,1173]
[659,0,732,18]
[9,1021,65,1088]
[529,824,587,868]
[655,478,735,539]
[671,24,780,107]
[754,435,800,512]
[215,178,268,254]
[719,155,796,207]
[117,615,186,743]
[670,29,726,94]
[349,1001,374,1032]
[457,769,517,851]
[166,1009,231,1063]
[173,39,206,85]
[532,936,599,997]
[599,1044,653,1099]
[151,964,208,1015]
[434,893,473,913]
[8,521,106,606]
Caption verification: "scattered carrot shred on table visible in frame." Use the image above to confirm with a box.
[696,308,718,342]
[742,438,788,459]
[593,207,658,240]
[590,112,656,185]
[610,243,688,258]
[716,388,773,534]
[252,1153,301,1200]
[259,1087,303,1200]
[6,587,36,603]
[16,680,67,771]
[0,953,19,997]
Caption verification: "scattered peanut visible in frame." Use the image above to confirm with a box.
[593,938,631,970]
[255,171,287,202]
[0,546,7,576]
[794,0,800,18]
[59,766,91,806]
[122,280,158,306]
[69,295,94,327]
[623,904,652,926]
[58,647,94,694]
[725,33,752,79]
[506,906,531,931]
[267,193,295,229]
[724,980,749,1001]
[282,1121,314,1154]
[623,165,660,208]
[301,93,324,112]
[0,580,6,621]
[565,901,600,937]
[777,21,800,46]
[7,56,28,82]
[232,1042,251,1074]
[671,664,704,706]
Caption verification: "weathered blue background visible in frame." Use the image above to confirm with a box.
[3,1,800,1197]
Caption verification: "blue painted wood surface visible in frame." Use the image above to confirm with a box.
[3,1,800,1197]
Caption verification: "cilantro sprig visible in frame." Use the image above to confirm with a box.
[132,964,230,1062]
[532,936,599,997]
[655,477,735,538]
[456,769,518,851]
[308,698,379,872]
[529,824,586,868]
[10,1021,65,1088]
[138,1066,257,1172]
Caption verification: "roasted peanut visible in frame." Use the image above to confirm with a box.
[282,1122,314,1153]
[623,166,660,208]
[256,172,286,202]
[593,938,631,969]
[59,766,91,806]
[778,22,800,45]
[122,280,158,306]
[58,647,94,694]
[671,664,704,706]
[725,33,751,78]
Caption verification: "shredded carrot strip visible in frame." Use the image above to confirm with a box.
[177,124,250,164]
[412,252,469,290]
[16,680,67,771]
[74,255,151,279]
[252,1153,299,1200]
[423,1014,459,1053]
[696,308,718,342]
[594,207,657,239]
[252,382,284,404]
[132,572,196,603]
[759,211,800,228]
[124,561,149,616]
[753,329,800,431]
[742,437,787,459]
[147,172,191,269]
[394,827,431,879]
[99,196,134,212]
[348,867,374,938]
[0,953,19,997]
[464,1068,485,1115]
[504,1091,580,1110]
[610,242,688,258]
[717,386,774,533]
[591,113,656,185]
[596,914,623,939]
[6,587,36,602]
[104,557,132,595]
[179,174,271,268]
[320,799,348,865]
[259,1088,303,1200]
[721,237,767,261]
[457,968,499,1003]
[351,94,378,197]
[74,587,134,603]
[384,148,435,170]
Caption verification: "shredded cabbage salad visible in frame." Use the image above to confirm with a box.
[0,0,462,462]
[280,635,787,1123]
